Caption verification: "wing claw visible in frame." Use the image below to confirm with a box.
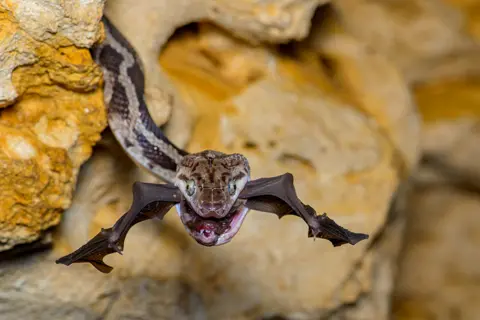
[109,242,123,255]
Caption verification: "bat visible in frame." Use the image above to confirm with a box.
[55,17,368,273]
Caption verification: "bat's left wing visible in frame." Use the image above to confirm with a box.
[238,173,368,247]
[56,182,182,273]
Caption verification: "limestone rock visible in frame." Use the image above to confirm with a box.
[0,250,201,320]
[0,0,427,319]
[0,1,107,250]
[446,0,480,41]
[0,0,104,106]
[391,73,480,319]
[101,0,329,144]
[332,0,480,83]
[392,128,480,319]
[394,186,480,320]
[208,0,330,44]
[415,76,480,123]
[415,75,480,183]
[308,13,420,171]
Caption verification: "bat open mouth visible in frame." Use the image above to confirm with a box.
[176,201,249,246]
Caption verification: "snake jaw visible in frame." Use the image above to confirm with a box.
[176,200,248,246]
[216,205,249,245]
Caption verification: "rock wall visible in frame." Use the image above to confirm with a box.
[1,0,479,319]
[392,79,480,320]
[0,0,107,251]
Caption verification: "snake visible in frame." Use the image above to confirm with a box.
[94,16,253,245]
[94,16,188,183]
[54,16,368,271]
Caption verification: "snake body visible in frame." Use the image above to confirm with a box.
[93,16,187,183]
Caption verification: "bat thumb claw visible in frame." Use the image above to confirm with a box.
[109,243,123,255]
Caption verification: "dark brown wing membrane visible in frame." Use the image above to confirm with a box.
[56,182,182,273]
[239,173,368,247]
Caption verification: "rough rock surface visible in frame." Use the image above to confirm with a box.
[321,75,480,319]
[102,0,330,145]
[0,249,203,320]
[12,0,480,320]
[0,1,107,250]
[388,73,480,319]
[393,179,480,320]
[333,0,480,84]
[0,0,104,106]
[307,9,420,172]
[392,120,480,320]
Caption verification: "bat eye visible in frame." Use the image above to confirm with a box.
[186,180,196,196]
[228,180,236,195]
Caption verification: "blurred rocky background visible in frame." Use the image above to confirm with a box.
[0,0,479,319]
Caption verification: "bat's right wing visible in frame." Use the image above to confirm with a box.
[56,182,182,273]
[239,173,368,247]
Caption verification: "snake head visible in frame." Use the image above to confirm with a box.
[175,150,250,246]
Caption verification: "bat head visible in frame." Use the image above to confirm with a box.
[175,150,250,246]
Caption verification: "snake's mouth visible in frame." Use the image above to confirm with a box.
[176,201,249,246]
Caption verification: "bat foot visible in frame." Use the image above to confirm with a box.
[308,213,369,247]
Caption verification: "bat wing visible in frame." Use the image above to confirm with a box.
[56,182,182,273]
[238,173,369,247]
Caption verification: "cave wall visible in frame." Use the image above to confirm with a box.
[0,0,479,319]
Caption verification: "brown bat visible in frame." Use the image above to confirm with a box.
[55,17,368,274]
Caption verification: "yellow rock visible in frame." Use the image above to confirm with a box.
[0,3,106,250]
[415,77,480,122]
[445,0,480,40]
[332,0,480,83]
